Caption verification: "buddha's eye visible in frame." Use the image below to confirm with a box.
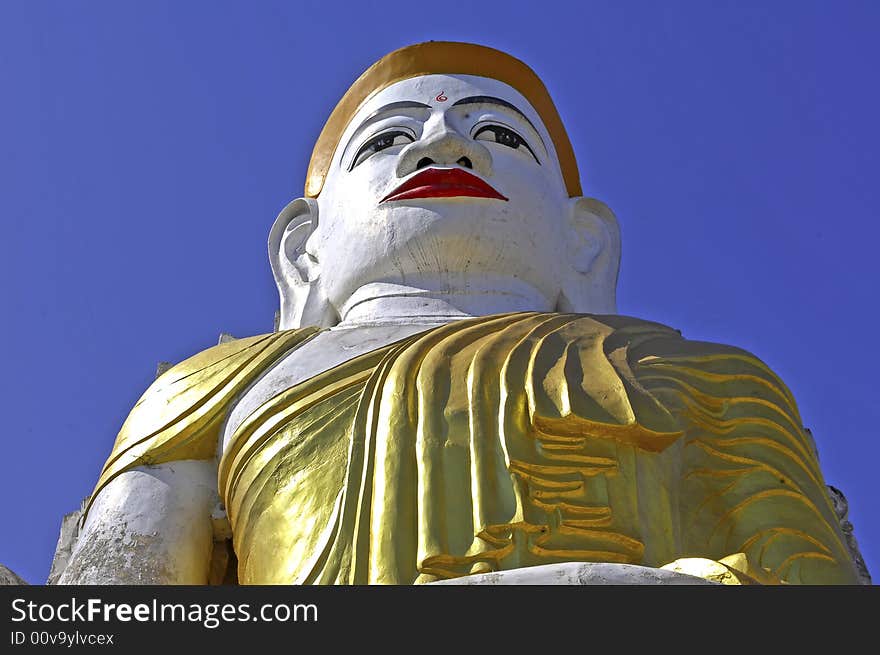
[351,130,414,169]
[473,125,539,164]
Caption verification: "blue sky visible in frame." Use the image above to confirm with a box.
[2,1,877,584]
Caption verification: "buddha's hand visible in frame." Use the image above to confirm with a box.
[660,553,783,585]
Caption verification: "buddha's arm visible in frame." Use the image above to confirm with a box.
[58,330,316,585]
[58,460,217,584]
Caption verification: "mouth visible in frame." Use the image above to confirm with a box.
[380,167,508,203]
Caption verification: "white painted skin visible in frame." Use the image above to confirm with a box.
[59,461,217,584]
[271,74,621,329]
[317,74,569,320]
[61,74,622,584]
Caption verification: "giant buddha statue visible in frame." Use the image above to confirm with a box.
[59,42,865,585]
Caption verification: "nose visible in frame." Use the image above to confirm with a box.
[395,116,493,179]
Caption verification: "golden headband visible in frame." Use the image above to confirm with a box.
[304,41,582,198]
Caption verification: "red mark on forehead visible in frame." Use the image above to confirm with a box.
[435,92,448,102]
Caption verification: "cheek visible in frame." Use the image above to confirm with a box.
[351,155,401,198]
[494,151,564,198]
[496,162,567,234]
[323,156,395,208]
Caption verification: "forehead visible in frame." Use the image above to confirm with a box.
[334,74,557,157]
[360,74,536,110]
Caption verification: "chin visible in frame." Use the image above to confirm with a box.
[384,205,541,245]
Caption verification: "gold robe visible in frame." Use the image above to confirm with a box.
[88,312,860,584]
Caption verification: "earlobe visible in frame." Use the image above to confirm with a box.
[557,197,621,315]
[268,198,337,329]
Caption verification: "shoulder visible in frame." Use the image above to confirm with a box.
[594,313,803,423]
[119,330,319,454]
[589,313,788,376]
[88,329,319,513]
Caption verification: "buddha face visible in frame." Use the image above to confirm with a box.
[271,72,620,328]
[313,74,572,313]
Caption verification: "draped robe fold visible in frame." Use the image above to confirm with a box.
[89,312,859,584]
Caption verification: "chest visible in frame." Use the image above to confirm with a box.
[220,322,447,455]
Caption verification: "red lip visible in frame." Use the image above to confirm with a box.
[380,168,508,203]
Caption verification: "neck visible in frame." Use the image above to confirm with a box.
[337,279,555,327]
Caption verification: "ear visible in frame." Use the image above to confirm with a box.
[268,198,338,329]
[557,197,621,314]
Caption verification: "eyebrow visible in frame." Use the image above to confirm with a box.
[451,95,544,144]
[360,100,432,124]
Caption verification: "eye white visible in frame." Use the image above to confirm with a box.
[351,130,414,169]
[472,123,539,164]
